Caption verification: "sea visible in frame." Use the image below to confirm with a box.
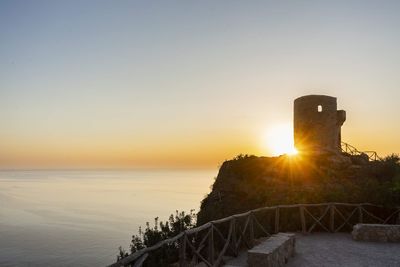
[0,169,216,266]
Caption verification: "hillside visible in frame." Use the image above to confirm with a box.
[197,153,400,225]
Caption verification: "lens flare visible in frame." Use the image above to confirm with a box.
[264,123,297,156]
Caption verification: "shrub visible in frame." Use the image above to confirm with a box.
[117,210,196,265]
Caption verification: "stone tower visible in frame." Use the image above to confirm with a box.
[294,95,346,154]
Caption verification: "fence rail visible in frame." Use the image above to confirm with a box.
[341,142,381,161]
[108,202,400,267]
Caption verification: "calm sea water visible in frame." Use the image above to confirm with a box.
[0,169,216,266]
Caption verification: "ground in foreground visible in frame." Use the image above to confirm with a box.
[225,233,400,267]
[290,233,400,267]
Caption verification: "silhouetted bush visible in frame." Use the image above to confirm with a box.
[117,210,196,266]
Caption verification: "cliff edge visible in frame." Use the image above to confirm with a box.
[197,154,400,225]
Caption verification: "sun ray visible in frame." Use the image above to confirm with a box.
[264,123,297,156]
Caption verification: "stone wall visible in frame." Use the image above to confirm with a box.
[352,223,400,242]
[247,233,295,267]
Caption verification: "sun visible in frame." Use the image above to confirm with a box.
[264,123,298,156]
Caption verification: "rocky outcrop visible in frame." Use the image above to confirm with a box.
[197,154,400,226]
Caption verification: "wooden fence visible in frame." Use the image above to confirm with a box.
[341,142,381,161]
[108,203,400,267]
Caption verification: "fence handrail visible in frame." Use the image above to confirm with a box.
[341,142,382,161]
[108,202,399,267]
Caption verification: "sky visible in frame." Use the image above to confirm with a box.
[1,0,400,169]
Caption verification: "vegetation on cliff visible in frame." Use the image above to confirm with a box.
[197,153,400,225]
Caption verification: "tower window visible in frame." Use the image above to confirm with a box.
[318,105,323,112]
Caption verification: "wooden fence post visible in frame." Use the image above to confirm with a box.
[358,205,363,223]
[397,210,400,224]
[249,214,254,246]
[179,234,186,267]
[132,254,148,267]
[329,204,335,232]
[275,207,280,233]
[300,205,306,234]
[208,225,214,265]
[232,218,238,256]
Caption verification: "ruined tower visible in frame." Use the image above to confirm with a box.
[294,95,346,154]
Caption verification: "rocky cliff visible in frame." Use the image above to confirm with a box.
[197,153,400,225]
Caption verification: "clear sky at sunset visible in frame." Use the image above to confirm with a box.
[1,1,400,169]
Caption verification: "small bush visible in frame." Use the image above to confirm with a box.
[117,210,196,265]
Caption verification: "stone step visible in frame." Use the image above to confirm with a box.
[223,233,296,267]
